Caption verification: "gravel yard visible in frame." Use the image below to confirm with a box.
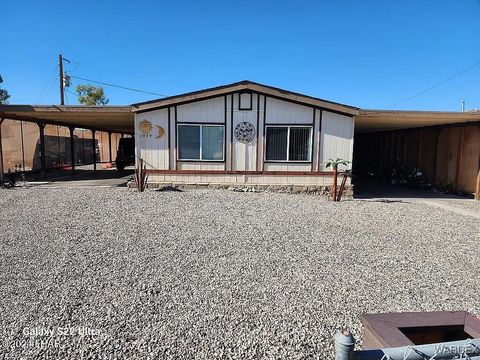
[0,187,479,359]
[433,199,480,214]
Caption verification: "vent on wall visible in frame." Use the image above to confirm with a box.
[239,92,252,110]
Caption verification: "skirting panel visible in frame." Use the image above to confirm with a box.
[146,173,343,186]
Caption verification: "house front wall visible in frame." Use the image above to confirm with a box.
[134,92,354,187]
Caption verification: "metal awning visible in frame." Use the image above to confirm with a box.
[356,109,480,133]
[2,105,480,135]
[0,105,134,133]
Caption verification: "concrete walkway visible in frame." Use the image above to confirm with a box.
[354,181,480,219]
[41,170,134,187]
[415,198,480,220]
[12,167,135,188]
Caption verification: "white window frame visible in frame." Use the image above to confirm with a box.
[177,123,225,162]
[265,125,313,163]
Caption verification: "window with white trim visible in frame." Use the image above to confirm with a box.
[177,124,225,161]
[265,126,312,162]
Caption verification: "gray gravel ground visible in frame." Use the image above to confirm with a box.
[0,187,479,359]
[433,199,480,213]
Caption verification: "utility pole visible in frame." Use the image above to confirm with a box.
[59,54,64,105]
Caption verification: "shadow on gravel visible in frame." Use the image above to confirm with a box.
[353,179,472,200]
[156,186,183,192]
[356,199,407,204]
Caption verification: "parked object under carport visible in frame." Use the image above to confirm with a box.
[115,137,135,171]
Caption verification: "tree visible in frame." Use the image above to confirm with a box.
[76,85,109,105]
[0,75,11,104]
[325,158,351,201]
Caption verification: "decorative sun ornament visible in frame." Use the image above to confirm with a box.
[234,122,256,144]
[138,120,153,137]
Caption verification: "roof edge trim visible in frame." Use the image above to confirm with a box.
[131,80,359,116]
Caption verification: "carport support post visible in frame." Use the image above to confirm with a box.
[0,118,4,185]
[69,127,75,174]
[92,129,96,171]
[108,131,112,163]
[476,157,480,200]
[38,123,46,178]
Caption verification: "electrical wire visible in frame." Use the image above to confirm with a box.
[387,60,480,108]
[60,55,167,98]
[37,65,59,103]
[68,74,167,97]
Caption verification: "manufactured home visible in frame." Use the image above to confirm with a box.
[1,80,479,198]
[131,81,357,191]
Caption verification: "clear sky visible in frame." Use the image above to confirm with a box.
[3,0,480,110]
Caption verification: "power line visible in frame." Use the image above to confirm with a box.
[63,57,115,72]
[37,65,59,103]
[387,60,480,108]
[68,74,167,97]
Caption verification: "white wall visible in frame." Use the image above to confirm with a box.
[232,93,260,171]
[319,111,355,170]
[135,108,169,170]
[177,97,224,123]
[135,93,355,185]
[265,97,313,124]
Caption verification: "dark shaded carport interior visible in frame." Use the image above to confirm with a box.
[0,105,134,183]
[354,110,480,199]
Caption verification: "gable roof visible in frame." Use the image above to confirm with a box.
[131,80,359,116]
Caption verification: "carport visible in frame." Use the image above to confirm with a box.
[354,110,480,199]
[0,105,134,183]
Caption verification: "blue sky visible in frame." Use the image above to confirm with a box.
[3,0,480,110]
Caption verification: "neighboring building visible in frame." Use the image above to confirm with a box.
[131,81,357,190]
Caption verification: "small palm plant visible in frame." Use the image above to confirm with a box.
[325,158,351,201]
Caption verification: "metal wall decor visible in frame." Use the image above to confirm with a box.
[138,120,153,138]
[156,126,165,139]
[234,122,256,144]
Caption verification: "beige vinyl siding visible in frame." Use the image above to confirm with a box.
[135,108,169,170]
[176,98,226,170]
[232,93,259,171]
[177,97,225,123]
[178,162,224,171]
[147,173,332,186]
[320,111,355,170]
[264,163,311,171]
[312,109,321,171]
[265,97,313,124]
[135,92,355,187]
[262,97,316,171]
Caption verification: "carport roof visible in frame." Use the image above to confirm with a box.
[0,105,134,133]
[2,94,480,136]
[356,109,480,133]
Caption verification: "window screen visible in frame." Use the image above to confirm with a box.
[266,127,288,161]
[289,127,311,161]
[265,126,312,162]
